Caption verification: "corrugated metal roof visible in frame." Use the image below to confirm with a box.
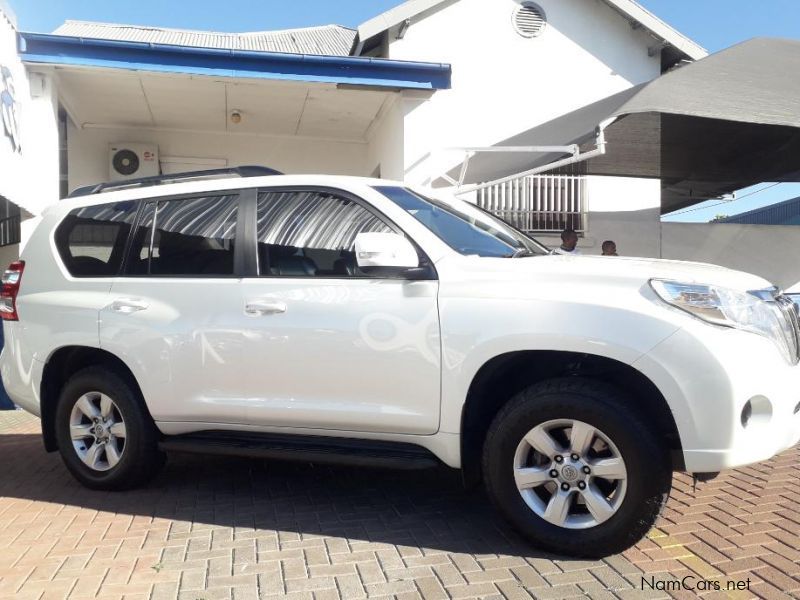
[719,196,800,226]
[52,21,356,56]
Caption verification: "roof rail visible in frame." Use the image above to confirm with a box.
[68,165,283,198]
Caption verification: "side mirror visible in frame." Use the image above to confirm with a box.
[355,232,419,272]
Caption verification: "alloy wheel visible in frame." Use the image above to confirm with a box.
[69,391,127,472]
[513,419,627,529]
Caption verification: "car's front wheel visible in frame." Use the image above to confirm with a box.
[54,366,165,490]
[483,378,672,557]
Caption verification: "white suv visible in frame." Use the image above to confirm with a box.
[2,168,799,557]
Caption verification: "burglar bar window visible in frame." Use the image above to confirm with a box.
[477,175,587,234]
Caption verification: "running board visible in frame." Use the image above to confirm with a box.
[159,431,440,470]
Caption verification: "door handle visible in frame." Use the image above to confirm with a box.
[110,298,149,314]
[245,299,287,316]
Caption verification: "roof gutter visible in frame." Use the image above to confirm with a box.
[18,32,451,90]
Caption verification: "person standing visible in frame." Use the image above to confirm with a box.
[553,228,581,255]
[602,240,618,256]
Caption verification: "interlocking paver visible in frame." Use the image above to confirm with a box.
[0,412,798,600]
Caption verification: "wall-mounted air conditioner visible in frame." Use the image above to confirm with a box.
[108,143,159,181]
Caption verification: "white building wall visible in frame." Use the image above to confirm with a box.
[365,96,406,180]
[660,223,800,289]
[67,125,370,192]
[384,0,662,183]
[0,7,60,253]
[581,175,661,256]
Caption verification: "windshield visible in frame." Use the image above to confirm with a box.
[375,186,548,258]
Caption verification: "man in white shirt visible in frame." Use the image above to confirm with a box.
[552,228,581,255]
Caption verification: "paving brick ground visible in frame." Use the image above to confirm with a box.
[0,411,797,600]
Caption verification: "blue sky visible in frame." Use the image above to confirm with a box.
[12,0,800,222]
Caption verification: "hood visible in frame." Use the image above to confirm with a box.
[456,254,774,293]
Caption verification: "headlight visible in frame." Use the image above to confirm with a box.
[650,279,800,365]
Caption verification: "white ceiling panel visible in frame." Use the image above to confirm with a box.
[140,74,226,130]
[56,67,394,141]
[225,81,310,136]
[297,87,388,138]
[56,67,153,127]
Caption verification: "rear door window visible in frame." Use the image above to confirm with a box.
[126,194,239,277]
[55,201,138,277]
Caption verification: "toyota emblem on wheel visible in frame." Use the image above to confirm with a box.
[561,464,578,481]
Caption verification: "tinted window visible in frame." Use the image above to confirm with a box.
[55,201,138,277]
[375,186,547,258]
[127,195,238,277]
[256,190,392,277]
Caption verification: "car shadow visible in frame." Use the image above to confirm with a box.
[0,432,574,562]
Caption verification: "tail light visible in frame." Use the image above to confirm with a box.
[1,261,25,321]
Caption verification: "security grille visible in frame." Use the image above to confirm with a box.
[0,214,20,247]
[0,196,21,247]
[477,175,586,233]
[513,3,547,38]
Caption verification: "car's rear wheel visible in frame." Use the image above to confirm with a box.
[483,377,671,557]
[55,367,165,490]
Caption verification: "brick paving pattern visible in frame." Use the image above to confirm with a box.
[0,411,797,599]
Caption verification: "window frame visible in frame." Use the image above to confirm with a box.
[54,200,141,279]
[246,186,437,281]
[120,189,249,279]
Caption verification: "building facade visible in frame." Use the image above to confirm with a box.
[6,0,800,287]
[4,0,717,256]
[0,1,60,266]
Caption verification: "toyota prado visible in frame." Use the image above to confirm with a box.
[2,167,799,557]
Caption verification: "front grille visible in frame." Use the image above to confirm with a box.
[776,294,800,364]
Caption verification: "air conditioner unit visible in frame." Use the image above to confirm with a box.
[108,143,159,181]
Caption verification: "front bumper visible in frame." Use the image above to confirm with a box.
[635,321,800,473]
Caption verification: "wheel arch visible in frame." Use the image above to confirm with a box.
[460,350,683,487]
[40,346,148,453]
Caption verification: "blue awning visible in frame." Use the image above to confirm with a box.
[19,32,451,91]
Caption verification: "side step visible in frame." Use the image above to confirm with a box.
[159,431,441,470]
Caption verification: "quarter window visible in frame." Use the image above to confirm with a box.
[127,195,238,277]
[256,190,393,277]
[55,201,138,277]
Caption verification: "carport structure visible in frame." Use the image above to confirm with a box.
[18,31,451,192]
[452,38,800,214]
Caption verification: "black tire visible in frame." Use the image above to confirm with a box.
[482,377,671,558]
[54,366,165,490]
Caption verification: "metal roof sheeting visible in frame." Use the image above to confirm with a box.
[719,196,800,226]
[53,21,356,57]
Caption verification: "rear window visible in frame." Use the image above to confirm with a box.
[55,202,138,277]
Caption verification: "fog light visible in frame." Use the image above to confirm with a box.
[741,401,753,428]
[741,395,772,428]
